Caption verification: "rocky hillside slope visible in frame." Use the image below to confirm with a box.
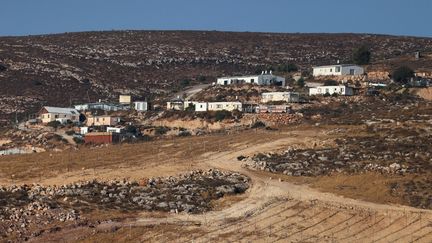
[1,31,432,124]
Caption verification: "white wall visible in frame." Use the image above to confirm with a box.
[309,86,353,96]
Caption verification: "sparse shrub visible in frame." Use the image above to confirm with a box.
[0,64,7,72]
[154,126,170,135]
[178,131,191,137]
[65,130,75,136]
[323,92,331,97]
[197,75,206,82]
[392,66,415,84]
[47,121,61,129]
[251,121,266,128]
[73,137,84,144]
[180,79,191,87]
[331,92,339,97]
[215,110,232,122]
[324,80,338,86]
[297,77,305,88]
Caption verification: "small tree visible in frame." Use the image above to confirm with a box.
[297,77,305,88]
[392,66,415,84]
[324,80,339,86]
[353,46,371,65]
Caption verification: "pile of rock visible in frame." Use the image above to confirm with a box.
[246,128,432,177]
[0,169,249,240]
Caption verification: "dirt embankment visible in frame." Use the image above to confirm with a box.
[413,87,432,100]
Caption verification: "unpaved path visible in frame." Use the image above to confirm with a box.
[133,132,432,242]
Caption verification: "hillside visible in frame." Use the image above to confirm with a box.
[1,30,432,124]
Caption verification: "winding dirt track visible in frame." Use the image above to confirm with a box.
[132,134,432,242]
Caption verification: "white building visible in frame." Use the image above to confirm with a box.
[207,102,242,112]
[134,101,148,112]
[309,85,354,96]
[217,71,285,86]
[313,64,364,77]
[261,92,300,103]
[194,102,208,112]
[106,127,123,133]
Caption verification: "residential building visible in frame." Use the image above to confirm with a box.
[167,97,185,110]
[207,102,242,112]
[217,71,286,86]
[261,92,300,103]
[86,115,121,127]
[312,64,364,77]
[38,106,80,124]
[80,127,89,135]
[257,105,292,113]
[119,95,132,104]
[309,85,354,96]
[74,102,129,111]
[134,101,149,112]
[84,132,120,144]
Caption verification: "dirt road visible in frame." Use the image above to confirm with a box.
[130,131,432,242]
[4,126,432,242]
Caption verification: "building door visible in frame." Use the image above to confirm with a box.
[350,69,355,75]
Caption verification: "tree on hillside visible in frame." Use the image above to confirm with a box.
[297,77,305,88]
[392,66,415,84]
[353,46,371,65]
[324,80,339,86]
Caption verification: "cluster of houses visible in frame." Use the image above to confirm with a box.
[34,64,375,144]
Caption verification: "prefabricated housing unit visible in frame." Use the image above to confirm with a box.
[134,101,149,112]
[261,92,300,103]
[312,64,364,77]
[207,102,242,112]
[217,71,285,86]
[309,85,354,96]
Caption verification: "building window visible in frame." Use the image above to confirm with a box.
[55,115,58,118]
[335,67,341,72]
[330,68,333,72]
[341,88,345,93]
[326,88,329,93]
[251,79,255,83]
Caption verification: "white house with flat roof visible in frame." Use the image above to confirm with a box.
[313,64,364,77]
[309,85,354,96]
[217,71,285,86]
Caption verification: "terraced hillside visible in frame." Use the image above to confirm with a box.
[1,31,432,124]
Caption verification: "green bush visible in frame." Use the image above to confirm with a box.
[251,121,266,128]
[392,66,415,84]
[155,126,170,135]
[215,110,232,122]
[353,45,371,65]
[47,121,61,129]
[65,130,75,136]
[73,137,84,144]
